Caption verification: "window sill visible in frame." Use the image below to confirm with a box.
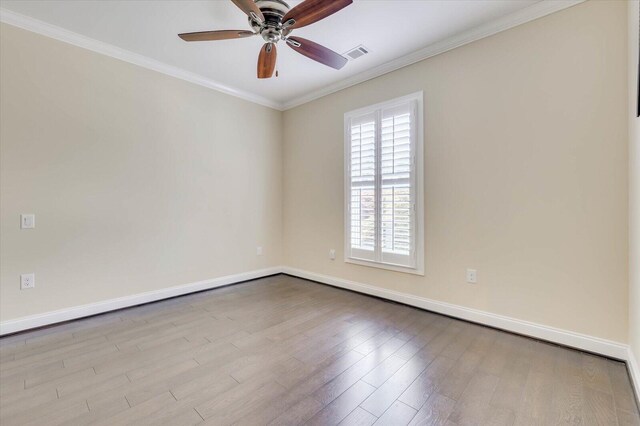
[345,257,425,276]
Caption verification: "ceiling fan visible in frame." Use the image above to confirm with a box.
[178,0,352,79]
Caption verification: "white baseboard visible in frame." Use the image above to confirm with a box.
[0,266,282,336]
[628,347,640,409]
[281,267,629,361]
[0,265,631,365]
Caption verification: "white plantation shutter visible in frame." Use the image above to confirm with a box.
[345,93,423,272]
[380,103,414,266]
[349,112,377,261]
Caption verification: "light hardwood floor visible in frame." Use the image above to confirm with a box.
[1,275,638,425]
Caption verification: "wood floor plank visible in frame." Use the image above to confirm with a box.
[237,392,324,425]
[482,407,516,425]
[446,372,500,424]
[92,391,177,426]
[609,360,640,414]
[375,400,418,425]
[312,339,406,405]
[123,353,238,404]
[546,348,584,424]
[339,406,378,426]
[23,399,90,426]
[198,380,288,425]
[65,395,130,426]
[618,408,640,426]
[433,347,484,401]
[267,396,325,425]
[515,370,556,424]
[0,382,58,415]
[362,354,408,387]
[1,367,95,414]
[308,380,377,425]
[360,356,433,417]
[581,352,614,394]
[398,356,455,410]
[407,392,456,426]
[489,345,533,412]
[582,386,618,426]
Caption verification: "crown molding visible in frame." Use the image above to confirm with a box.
[1,1,585,112]
[280,0,586,110]
[0,8,283,111]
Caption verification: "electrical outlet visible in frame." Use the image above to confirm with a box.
[256,246,263,256]
[329,249,336,260]
[21,214,35,229]
[466,269,477,284]
[21,273,35,290]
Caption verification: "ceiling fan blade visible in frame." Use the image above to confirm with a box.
[178,30,255,42]
[258,43,277,79]
[230,0,265,23]
[286,36,347,70]
[281,0,352,29]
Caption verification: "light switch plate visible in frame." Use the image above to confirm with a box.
[466,269,477,284]
[21,214,35,229]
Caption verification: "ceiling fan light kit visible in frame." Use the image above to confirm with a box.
[178,0,352,79]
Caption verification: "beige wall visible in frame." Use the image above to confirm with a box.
[0,24,283,321]
[283,0,629,343]
[0,1,631,347]
[629,0,640,362]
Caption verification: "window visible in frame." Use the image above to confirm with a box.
[344,92,424,274]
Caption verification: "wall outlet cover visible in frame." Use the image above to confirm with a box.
[21,273,35,289]
[466,269,477,284]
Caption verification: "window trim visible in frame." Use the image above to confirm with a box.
[343,91,425,276]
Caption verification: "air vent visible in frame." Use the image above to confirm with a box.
[345,45,369,60]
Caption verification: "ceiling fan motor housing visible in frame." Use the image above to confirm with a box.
[250,0,291,42]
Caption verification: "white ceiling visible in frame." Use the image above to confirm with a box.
[1,0,545,108]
